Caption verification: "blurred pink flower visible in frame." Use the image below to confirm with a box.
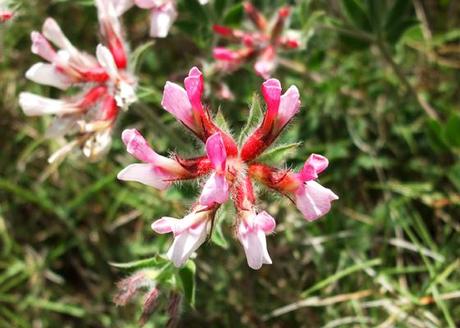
[127,0,208,37]
[19,0,137,162]
[119,68,338,269]
[0,1,14,24]
[237,210,276,270]
[0,10,13,23]
[212,2,300,78]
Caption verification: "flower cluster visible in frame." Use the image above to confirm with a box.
[213,2,300,79]
[115,0,208,38]
[19,0,137,162]
[118,67,338,270]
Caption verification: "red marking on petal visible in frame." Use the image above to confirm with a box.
[100,95,118,121]
[109,37,127,69]
[79,67,110,83]
[213,24,234,37]
[249,163,300,193]
[77,86,108,109]
[0,11,13,23]
[278,6,290,18]
[283,38,300,49]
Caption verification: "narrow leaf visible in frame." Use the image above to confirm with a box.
[178,261,196,306]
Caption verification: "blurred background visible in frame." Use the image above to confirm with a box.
[1,0,459,327]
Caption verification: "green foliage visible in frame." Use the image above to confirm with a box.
[178,261,197,306]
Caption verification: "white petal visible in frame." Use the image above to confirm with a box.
[82,129,112,160]
[166,221,208,267]
[42,18,77,54]
[115,80,137,109]
[25,63,70,90]
[96,44,118,80]
[241,229,272,270]
[45,115,79,138]
[19,93,77,116]
[149,5,177,38]
[117,163,171,190]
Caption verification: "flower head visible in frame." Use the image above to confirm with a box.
[213,2,300,78]
[19,0,136,162]
[118,68,338,269]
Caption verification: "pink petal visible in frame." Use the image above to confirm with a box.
[205,132,226,172]
[199,173,229,206]
[295,181,338,221]
[299,154,329,181]
[277,85,300,129]
[121,129,159,163]
[254,211,276,234]
[31,32,57,62]
[152,212,200,236]
[161,82,194,129]
[213,47,238,61]
[151,216,178,234]
[261,78,281,117]
[254,46,276,78]
[184,66,204,112]
[117,163,172,190]
[254,56,275,79]
[25,63,70,90]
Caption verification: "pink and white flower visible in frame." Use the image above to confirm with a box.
[294,154,339,221]
[0,10,12,23]
[19,1,136,161]
[117,129,190,190]
[134,0,177,38]
[161,67,238,156]
[237,211,276,270]
[212,3,300,78]
[130,0,207,38]
[0,1,14,24]
[151,205,214,267]
[119,70,338,270]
